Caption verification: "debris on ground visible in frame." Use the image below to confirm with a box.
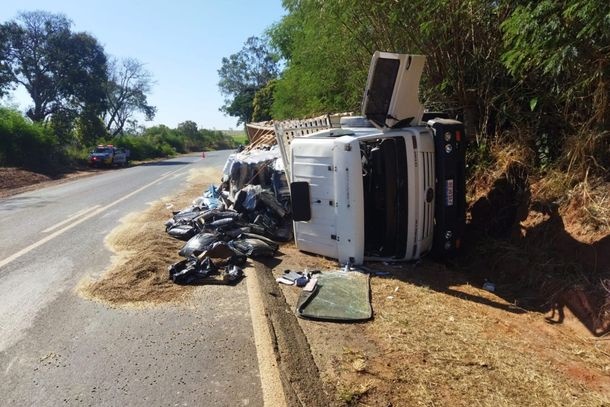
[78,167,223,306]
[164,146,292,285]
[276,270,313,286]
[295,270,372,322]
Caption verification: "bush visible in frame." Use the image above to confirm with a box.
[0,107,62,172]
[113,135,176,161]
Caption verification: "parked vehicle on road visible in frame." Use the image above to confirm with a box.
[88,145,129,167]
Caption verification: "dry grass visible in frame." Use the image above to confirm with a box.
[565,176,610,233]
[338,264,610,406]
[77,167,222,307]
[467,139,534,204]
[271,244,610,406]
[562,130,610,178]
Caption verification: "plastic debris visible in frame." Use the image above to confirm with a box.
[483,281,496,292]
[202,185,222,209]
[169,256,217,285]
[166,224,198,241]
[164,143,292,286]
[229,237,277,257]
[179,233,218,257]
[221,265,243,283]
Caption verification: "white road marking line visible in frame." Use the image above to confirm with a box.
[0,166,185,270]
[41,205,101,233]
[245,267,287,407]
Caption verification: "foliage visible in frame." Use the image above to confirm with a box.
[262,0,609,179]
[0,25,14,96]
[268,1,371,119]
[0,107,61,172]
[502,0,610,175]
[1,11,108,123]
[269,0,516,135]
[112,123,237,161]
[502,0,610,125]
[230,132,248,145]
[104,57,156,136]
[218,36,280,125]
[251,79,276,122]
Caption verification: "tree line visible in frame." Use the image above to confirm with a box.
[0,11,236,172]
[218,0,609,180]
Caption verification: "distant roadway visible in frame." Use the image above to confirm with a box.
[0,151,267,406]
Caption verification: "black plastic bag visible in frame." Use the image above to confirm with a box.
[220,265,243,283]
[179,232,218,257]
[168,256,217,285]
[229,237,278,257]
[167,224,198,241]
[258,190,286,218]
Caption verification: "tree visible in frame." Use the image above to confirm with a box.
[1,11,108,122]
[270,0,517,136]
[218,36,279,125]
[251,79,276,122]
[502,0,610,129]
[0,25,15,97]
[176,120,202,150]
[104,57,156,136]
[176,120,199,138]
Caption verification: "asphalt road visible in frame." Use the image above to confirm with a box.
[0,151,265,406]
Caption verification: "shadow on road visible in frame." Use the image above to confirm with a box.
[139,161,193,166]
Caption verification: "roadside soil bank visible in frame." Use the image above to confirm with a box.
[0,167,102,198]
[259,161,610,406]
[0,154,198,199]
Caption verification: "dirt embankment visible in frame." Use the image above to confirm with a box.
[0,167,102,198]
[255,158,610,406]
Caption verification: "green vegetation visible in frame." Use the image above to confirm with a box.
[0,108,62,172]
[219,0,609,189]
[0,107,237,171]
[217,36,280,125]
[228,132,248,146]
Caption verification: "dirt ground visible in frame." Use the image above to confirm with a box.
[0,167,102,198]
[265,245,610,406]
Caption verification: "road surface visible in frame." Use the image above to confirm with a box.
[0,152,266,406]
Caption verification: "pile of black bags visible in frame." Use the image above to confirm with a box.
[165,183,291,285]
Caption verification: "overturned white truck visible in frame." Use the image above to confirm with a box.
[275,52,466,265]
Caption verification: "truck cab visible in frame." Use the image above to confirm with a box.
[279,52,466,265]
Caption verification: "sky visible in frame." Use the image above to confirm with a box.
[0,0,286,130]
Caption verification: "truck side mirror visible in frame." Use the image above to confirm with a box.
[290,182,311,221]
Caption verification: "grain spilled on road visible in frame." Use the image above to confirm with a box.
[77,167,222,307]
